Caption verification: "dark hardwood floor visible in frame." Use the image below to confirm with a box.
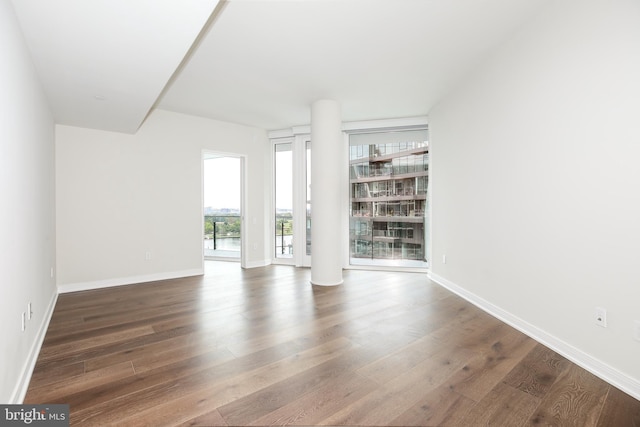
[25,261,640,426]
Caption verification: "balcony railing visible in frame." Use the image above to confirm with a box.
[275,214,293,257]
[204,215,240,258]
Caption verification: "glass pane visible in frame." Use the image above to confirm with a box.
[349,130,428,268]
[275,143,293,258]
[306,140,312,256]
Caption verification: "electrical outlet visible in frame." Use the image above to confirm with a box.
[595,307,607,328]
[145,251,152,260]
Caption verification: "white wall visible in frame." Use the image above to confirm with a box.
[0,0,56,403]
[429,0,640,397]
[56,109,269,291]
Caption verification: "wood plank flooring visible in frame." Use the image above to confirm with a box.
[25,261,640,426]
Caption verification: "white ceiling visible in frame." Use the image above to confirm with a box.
[11,0,550,133]
[10,0,221,133]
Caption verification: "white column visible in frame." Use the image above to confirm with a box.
[310,99,343,286]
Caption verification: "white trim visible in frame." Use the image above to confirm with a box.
[268,128,295,139]
[342,132,351,269]
[203,149,244,160]
[291,125,311,135]
[240,155,247,269]
[200,151,206,277]
[310,279,344,287]
[269,117,429,140]
[244,259,271,269]
[57,269,204,294]
[428,272,640,401]
[346,264,428,274]
[293,134,312,267]
[342,116,428,133]
[10,290,58,404]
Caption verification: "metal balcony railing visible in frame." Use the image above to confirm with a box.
[204,215,240,257]
[275,215,293,256]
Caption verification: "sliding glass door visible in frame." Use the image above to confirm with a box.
[274,142,293,259]
[273,137,312,266]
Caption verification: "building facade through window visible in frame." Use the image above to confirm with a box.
[349,129,429,268]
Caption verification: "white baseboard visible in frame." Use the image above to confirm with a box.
[244,259,271,269]
[428,272,640,401]
[57,268,204,294]
[10,290,58,404]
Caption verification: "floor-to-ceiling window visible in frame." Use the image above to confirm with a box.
[305,140,312,256]
[272,136,312,266]
[348,129,429,268]
[274,142,293,259]
[270,121,427,270]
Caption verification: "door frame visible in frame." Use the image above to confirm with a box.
[270,135,311,267]
[293,134,312,267]
[201,150,246,268]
